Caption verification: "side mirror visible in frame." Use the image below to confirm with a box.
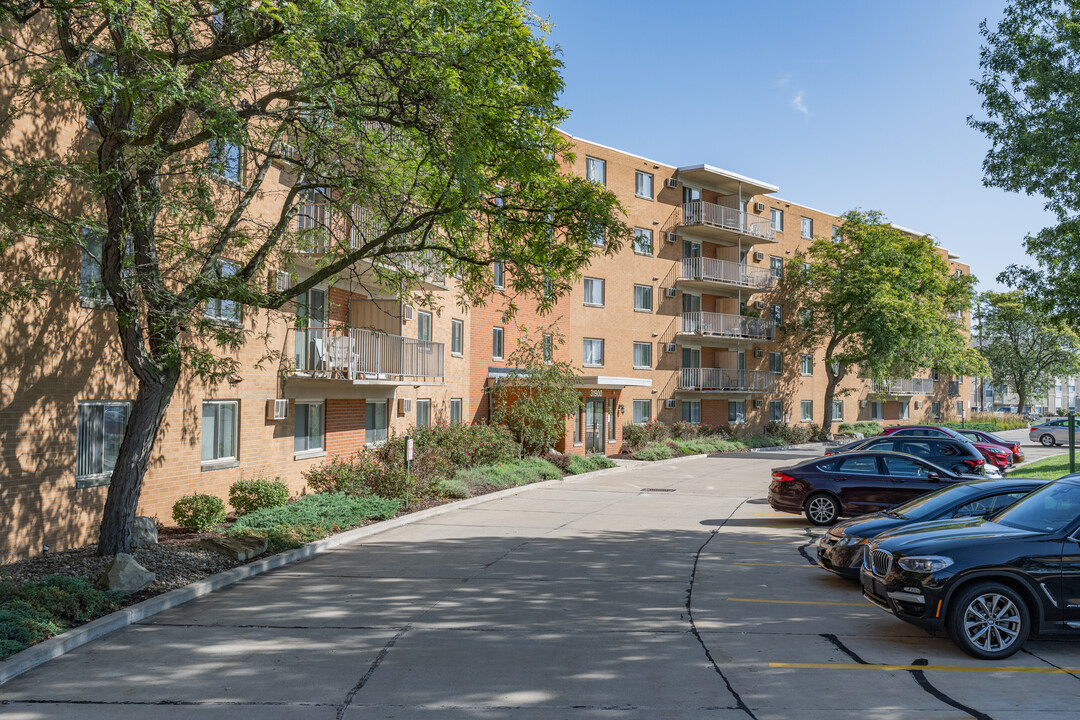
[927,472,941,481]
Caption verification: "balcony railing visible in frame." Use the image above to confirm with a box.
[678,257,777,290]
[679,368,776,393]
[681,200,776,241]
[290,326,444,382]
[871,378,935,396]
[681,311,775,341]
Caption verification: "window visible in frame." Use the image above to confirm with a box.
[883,456,930,478]
[769,400,783,423]
[75,402,129,486]
[899,401,910,420]
[682,400,701,424]
[585,156,606,186]
[771,208,783,232]
[957,400,965,416]
[294,401,324,455]
[799,308,812,329]
[634,227,654,255]
[574,405,583,444]
[955,492,1030,517]
[493,260,505,289]
[608,397,617,441]
[836,456,879,475]
[591,229,606,247]
[770,256,783,279]
[416,399,431,428]
[832,400,843,421]
[635,170,653,199]
[543,333,553,363]
[583,277,605,306]
[583,338,604,367]
[450,398,462,425]
[201,400,238,463]
[492,326,504,360]
[633,399,651,424]
[451,319,463,356]
[769,352,782,374]
[417,311,432,342]
[871,401,884,421]
[80,229,110,305]
[832,225,841,243]
[800,354,813,376]
[634,284,653,312]
[770,304,782,325]
[208,139,242,184]
[205,259,241,323]
[633,341,652,369]
[801,400,813,422]
[728,401,746,424]
[800,216,813,239]
[366,400,388,444]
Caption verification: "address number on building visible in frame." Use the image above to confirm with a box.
[589,390,603,397]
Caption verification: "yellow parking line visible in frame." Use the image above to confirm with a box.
[769,662,1080,674]
[727,597,870,607]
[732,562,818,568]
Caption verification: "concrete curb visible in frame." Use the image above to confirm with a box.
[0,462,639,686]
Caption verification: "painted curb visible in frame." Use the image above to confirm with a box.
[0,462,638,685]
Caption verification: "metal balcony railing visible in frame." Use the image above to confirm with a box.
[681,200,776,241]
[871,378,935,396]
[681,311,775,341]
[678,256,777,290]
[290,327,444,382]
[678,368,776,392]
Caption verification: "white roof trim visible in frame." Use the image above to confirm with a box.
[676,164,779,193]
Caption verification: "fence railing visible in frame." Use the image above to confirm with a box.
[681,200,776,241]
[290,326,444,382]
[871,378,935,396]
[678,368,776,392]
[681,311,775,341]
[679,256,777,290]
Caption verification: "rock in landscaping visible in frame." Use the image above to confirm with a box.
[852,432,865,440]
[131,516,158,548]
[100,553,156,593]
[199,535,268,561]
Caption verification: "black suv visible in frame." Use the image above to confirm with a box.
[834,436,986,476]
[861,477,1080,659]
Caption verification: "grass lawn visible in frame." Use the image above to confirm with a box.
[1008,454,1077,480]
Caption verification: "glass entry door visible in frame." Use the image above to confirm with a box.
[295,288,327,374]
[585,398,605,454]
[682,293,701,334]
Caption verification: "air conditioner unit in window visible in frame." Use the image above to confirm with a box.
[914,401,922,409]
[402,304,414,321]
[665,232,679,243]
[753,399,764,408]
[665,287,677,298]
[666,177,679,189]
[275,271,290,292]
[861,400,868,408]
[665,343,677,352]
[754,349,764,358]
[754,300,765,310]
[753,251,764,261]
[754,202,766,213]
[267,398,288,421]
[398,398,412,414]
[665,399,677,409]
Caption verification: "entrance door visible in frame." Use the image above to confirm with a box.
[296,288,327,374]
[682,293,701,334]
[585,398,605,454]
[682,347,701,390]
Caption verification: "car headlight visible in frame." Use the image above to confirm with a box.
[839,536,869,546]
[897,555,953,573]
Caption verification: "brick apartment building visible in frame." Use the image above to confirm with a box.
[0,129,971,562]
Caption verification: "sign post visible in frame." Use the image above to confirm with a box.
[405,435,414,508]
[1070,413,1076,475]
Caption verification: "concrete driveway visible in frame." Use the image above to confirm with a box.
[4,451,1080,719]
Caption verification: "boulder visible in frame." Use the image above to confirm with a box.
[852,432,865,440]
[131,516,158,548]
[100,553,156,593]
[199,535,268,561]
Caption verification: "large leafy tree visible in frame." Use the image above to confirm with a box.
[971,0,1080,319]
[777,210,985,434]
[977,290,1080,412]
[0,0,628,554]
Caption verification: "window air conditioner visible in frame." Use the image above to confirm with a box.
[754,202,766,213]
[402,304,414,321]
[665,399,677,409]
[753,399,764,408]
[398,398,412,413]
[665,343,677,352]
[914,401,922,409]
[754,349,764,358]
[267,398,289,421]
[753,251,765,261]
[665,287,677,298]
[665,232,679,243]
[666,177,679,189]
[754,300,765,310]
[275,271,290,292]
[861,400,868,408]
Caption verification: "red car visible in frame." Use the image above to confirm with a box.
[955,428,1025,464]
[880,425,1015,471]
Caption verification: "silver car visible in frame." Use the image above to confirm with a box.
[1030,418,1075,446]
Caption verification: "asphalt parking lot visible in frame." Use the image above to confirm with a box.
[2,437,1077,719]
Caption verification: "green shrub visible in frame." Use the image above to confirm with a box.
[562,455,617,474]
[391,421,517,470]
[622,421,669,450]
[765,421,816,444]
[171,492,227,531]
[454,458,561,490]
[0,577,123,659]
[592,456,617,470]
[229,477,289,516]
[632,442,673,461]
[303,457,367,495]
[838,421,882,436]
[670,421,701,440]
[228,492,401,552]
[436,477,471,499]
[743,435,786,449]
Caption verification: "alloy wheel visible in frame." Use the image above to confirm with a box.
[963,592,1022,654]
[805,495,839,525]
[1041,434,1056,447]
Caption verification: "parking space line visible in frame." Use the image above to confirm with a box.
[735,540,807,545]
[769,662,1080,674]
[732,562,818,568]
[727,597,871,607]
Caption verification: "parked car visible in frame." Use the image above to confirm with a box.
[830,428,1008,472]
[769,451,975,526]
[822,436,987,476]
[816,478,1045,578]
[956,429,1025,464]
[861,476,1080,659]
[1029,417,1076,447]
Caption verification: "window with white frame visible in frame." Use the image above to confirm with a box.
[801,400,813,422]
[899,400,910,420]
[932,401,941,419]
[366,400,388,444]
[543,332,553,363]
[800,354,813,376]
[634,227,654,255]
[956,400,964,416]
[633,341,652,369]
[608,397,616,441]
[799,308,812,328]
[416,399,431,428]
[80,229,110,305]
[75,401,130,486]
[417,310,432,342]
[633,399,651,424]
[208,138,242,184]
[294,401,324,454]
[769,352,782,374]
[682,400,701,424]
[205,259,241,323]
[832,400,843,421]
[832,225,842,243]
[769,400,783,423]
[591,229,606,247]
[492,326,504,360]
[583,337,604,367]
[493,260,505,289]
[635,170,653,199]
[771,207,783,232]
[201,400,238,463]
[871,401,884,421]
[450,398,462,425]
[585,156,606,186]
[771,304,782,325]
[729,400,746,424]
[451,319,463,356]
[801,216,813,239]
[634,284,653,312]
[583,277,605,306]
[770,256,783,279]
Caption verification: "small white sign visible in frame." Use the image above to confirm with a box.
[406,437,414,462]
[590,389,603,397]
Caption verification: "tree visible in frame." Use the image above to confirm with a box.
[489,328,582,455]
[0,0,629,554]
[977,290,1080,412]
[970,0,1080,320]
[776,210,985,436]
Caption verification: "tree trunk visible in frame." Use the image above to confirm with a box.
[822,375,838,439]
[1017,389,1027,417]
[97,366,180,556]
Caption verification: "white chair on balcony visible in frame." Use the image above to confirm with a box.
[327,335,351,379]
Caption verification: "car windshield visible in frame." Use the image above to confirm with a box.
[992,482,1080,533]
[890,484,971,521]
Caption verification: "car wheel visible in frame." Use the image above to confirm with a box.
[1040,434,1057,447]
[804,493,840,526]
[947,582,1030,660]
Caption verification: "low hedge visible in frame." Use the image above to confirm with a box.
[0,576,123,660]
[452,458,562,494]
[565,455,617,475]
[837,422,882,436]
[227,492,401,552]
[632,435,784,461]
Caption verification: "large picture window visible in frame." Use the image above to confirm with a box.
[633,399,651,424]
[202,400,238,463]
[76,402,130,486]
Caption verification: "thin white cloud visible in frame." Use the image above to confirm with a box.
[792,91,809,115]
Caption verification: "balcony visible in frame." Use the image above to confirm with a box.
[680,200,776,244]
[678,368,776,393]
[677,257,777,295]
[289,327,444,384]
[679,312,775,343]
[871,378,935,396]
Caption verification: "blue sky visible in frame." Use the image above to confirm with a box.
[528,0,1049,291]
